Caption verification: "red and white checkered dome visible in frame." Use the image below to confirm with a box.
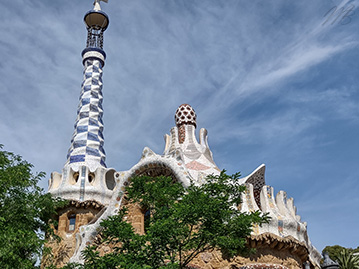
[175,104,197,128]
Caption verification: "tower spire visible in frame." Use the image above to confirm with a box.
[49,2,115,205]
[66,2,109,172]
[44,2,112,266]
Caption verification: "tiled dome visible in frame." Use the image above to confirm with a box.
[175,104,197,127]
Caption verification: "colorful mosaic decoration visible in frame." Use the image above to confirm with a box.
[278,217,284,236]
[185,160,210,171]
[175,104,197,127]
[66,58,106,169]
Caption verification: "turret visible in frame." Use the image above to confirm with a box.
[49,0,115,206]
[163,104,221,183]
[44,3,115,266]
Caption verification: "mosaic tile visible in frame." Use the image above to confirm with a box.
[67,58,106,168]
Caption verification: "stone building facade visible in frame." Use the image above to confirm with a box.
[43,1,321,268]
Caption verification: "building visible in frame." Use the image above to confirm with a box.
[43,1,321,268]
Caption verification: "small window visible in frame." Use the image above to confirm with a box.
[105,169,116,190]
[144,209,151,233]
[74,172,79,183]
[88,172,95,184]
[69,214,76,232]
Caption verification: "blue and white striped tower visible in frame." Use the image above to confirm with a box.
[66,4,109,171]
[49,1,116,205]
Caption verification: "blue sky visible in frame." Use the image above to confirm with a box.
[0,0,358,252]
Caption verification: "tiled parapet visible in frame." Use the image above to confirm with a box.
[48,166,116,205]
[238,164,266,208]
[163,104,221,183]
[259,185,308,241]
[240,183,321,268]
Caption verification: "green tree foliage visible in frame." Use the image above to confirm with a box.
[323,245,359,269]
[0,146,65,268]
[335,249,359,269]
[79,171,269,269]
[323,245,349,261]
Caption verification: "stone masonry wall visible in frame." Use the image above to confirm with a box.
[41,202,103,268]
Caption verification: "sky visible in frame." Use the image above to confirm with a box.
[0,0,358,253]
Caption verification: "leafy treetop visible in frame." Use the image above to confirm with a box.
[323,245,359,268]
[0,145,66,269]
[72,171,268,269]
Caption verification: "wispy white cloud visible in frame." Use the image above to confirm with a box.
[202,9,358,118]
[0,0,358,252]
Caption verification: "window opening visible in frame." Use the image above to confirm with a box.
[73,172,79,183]
[88,172,95,183]
[144,209,151,233]
[69,214,76,232]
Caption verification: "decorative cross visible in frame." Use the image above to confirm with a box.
[93,0,108,11]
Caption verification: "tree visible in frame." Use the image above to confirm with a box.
[335,249,359,269]
[322,245,359,269]
[78,171,269,268]
[0,145,65,268]
[323,245,349,262]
